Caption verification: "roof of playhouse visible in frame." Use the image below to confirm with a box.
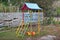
[21,3,42,10]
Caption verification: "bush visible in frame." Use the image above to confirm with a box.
[43,17,53,25]
[53,21,60,24]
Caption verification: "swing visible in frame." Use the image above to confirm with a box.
[16,3,42,37]
[16,10,40,37]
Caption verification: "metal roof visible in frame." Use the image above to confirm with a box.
[25,3,42,10]
[21,3,42,10]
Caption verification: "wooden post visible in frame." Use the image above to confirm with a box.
[22,10,24,26]
[29,10,33,32]
[37,10,40,34]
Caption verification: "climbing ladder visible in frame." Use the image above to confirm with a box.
[16,21,28,37]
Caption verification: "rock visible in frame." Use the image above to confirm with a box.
[26,37,32,40]
[40,35,56,40]
[47,35,56,39]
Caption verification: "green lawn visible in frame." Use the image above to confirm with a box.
[0,27,40,40]
[0,31,20,40]
[0,26,55,40]
[0,27,31,40]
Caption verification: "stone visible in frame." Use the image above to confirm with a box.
[40,35,56,40]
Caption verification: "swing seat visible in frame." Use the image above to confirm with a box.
[26,31,36,36]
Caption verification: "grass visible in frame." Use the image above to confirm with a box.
[0,31,19,40]
[0,26,41,40]
[0,27,35,40]
[0,25,60,40]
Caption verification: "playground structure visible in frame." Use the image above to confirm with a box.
[16,3,43,37]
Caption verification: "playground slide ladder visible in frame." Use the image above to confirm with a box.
[16,22,28,37]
